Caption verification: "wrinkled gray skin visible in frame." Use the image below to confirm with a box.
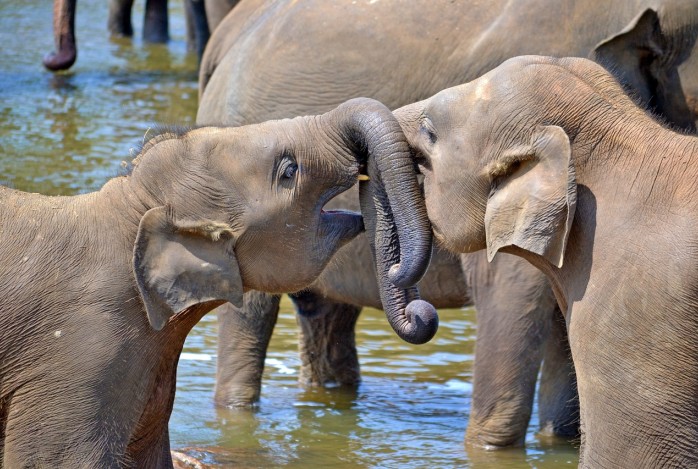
[393,54,698,468]
[197,0,698,448]
[0,98,430,468]
[43,0,236,71]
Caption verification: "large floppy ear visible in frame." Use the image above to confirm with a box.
[484,125,576,268]
[133,206,244,331]
[591,9,663,105]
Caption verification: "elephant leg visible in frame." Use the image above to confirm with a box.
[204,0,240,33]
[463,251,557,448]
[292,291,361,387]
[43,0,77,71]
[537,306,580,438]
[143,0,169,43]
[107,0,135,37]
[0,394,7,463]
[215,291,280,407]
[183,0,210,60]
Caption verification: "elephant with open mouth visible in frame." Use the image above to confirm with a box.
[0,98,430,468]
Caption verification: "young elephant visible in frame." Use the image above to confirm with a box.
[0,98,430,467]
[391,56,698,467]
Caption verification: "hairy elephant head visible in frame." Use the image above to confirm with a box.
[129,98,432,330]
[591,2,698,132]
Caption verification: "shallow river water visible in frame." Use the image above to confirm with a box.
[0,1,579,467]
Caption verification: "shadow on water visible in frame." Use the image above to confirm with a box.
[0,0,579,466]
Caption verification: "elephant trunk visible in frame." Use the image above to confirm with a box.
[43,0,77,71]
[331,97,438,344]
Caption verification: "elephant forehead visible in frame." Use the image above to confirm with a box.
[473,76,492,101]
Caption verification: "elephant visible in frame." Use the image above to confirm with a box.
[43,0,237,71]
[0,98,431,467]
[196,0,698,448]
[391,54,698,468]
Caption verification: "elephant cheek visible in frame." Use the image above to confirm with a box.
[424,179,487,254]
[423,178,452,245]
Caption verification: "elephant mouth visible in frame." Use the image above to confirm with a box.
[318,208,364,243]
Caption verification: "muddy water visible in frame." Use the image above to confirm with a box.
[0,1,578,467]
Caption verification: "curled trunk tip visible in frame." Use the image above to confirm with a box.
[394,299,439,344]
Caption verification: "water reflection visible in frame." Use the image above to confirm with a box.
[0,0,197,195]
[171,303,578,468]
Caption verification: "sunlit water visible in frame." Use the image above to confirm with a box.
[0,1,578,466]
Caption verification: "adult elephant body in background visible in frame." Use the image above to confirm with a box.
[0,98,429,467]
[197,0,698,448]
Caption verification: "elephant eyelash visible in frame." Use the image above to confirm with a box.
[275,150,299,188]
[419,117,438,144]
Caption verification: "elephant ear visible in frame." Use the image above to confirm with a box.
[591,8,663,105]
[133,206,244,331]
[484,125,577,268]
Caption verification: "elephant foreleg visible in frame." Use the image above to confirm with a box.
[214,291,280,408]
[292,291,361,387]
[143,0,169,43]
[43,0,77,71]
[463,251,557,448]
[107,0,135,37]
[537,307,579,439]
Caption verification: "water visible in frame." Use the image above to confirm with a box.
[0,1,578,466]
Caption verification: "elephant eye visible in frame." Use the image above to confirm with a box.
[281,162,297,179]
[277,151,298,184]
[420,117,437,145]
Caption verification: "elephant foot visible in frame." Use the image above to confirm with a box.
[465,390,532,449]
[213,384,261,409]
[465,423,527,450]
[107,0,134,38]
[43,47,76,72]
[292,292,361,387]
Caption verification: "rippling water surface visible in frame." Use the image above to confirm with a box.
[0,1,578,466]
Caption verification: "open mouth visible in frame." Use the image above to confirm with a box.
[318,208,365,241]
[358,163,370,181]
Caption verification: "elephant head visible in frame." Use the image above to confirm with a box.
[390,57,583,266]
[129,98,432,330]
[591,1,698,132]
